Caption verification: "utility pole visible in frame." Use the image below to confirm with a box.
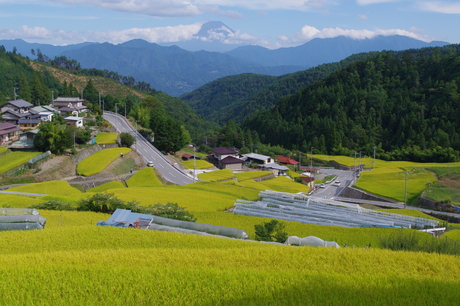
[373,146,376,169]
[81,90,84,99]
[124,103,126,117]
[354,151,357,177]
[193,145,196,183]
[13,87,18,100]
[98,92,101,108]
[404,171,408,209]
[310,147,314,168]
[51,91,54,103]
[115,103,118,114]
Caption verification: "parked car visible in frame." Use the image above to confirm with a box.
[147,161,154,167]
[320,183,326,188]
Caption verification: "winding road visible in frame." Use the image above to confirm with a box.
[103,111,194,185]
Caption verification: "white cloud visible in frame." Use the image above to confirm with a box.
[289,25,435,45]
[0,23,203,44]
[41,0,203,17]
[36,0,335,14]
[198,5,243,19]
[357,0,399,4]
[418,1,460,14]
[358,14,368,20]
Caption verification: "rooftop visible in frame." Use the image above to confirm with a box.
[6,99,33,108]
[212,147,238,155]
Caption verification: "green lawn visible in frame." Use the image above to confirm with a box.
[77,147,131,176]
[95,132,118,144]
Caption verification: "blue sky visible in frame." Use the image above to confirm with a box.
[0,0,459,48]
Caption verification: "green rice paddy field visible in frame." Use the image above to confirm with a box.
[1,155,460,305]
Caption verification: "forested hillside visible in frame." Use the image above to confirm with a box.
[181,53,376,124]
[0,47,216,140]
[243,44,460,162]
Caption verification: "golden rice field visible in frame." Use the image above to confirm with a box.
[0,146,7,154]
[182,160,214,169]
[95,132,118,144]
[77,147,131,176]
[314,154,460,203]
[0,151,41,174]
[235,170,272,181]
[126,167,163,187]
[86,181,126,193]
[198,168,235,181]
[0,223,459,305]
[1,168,459,305]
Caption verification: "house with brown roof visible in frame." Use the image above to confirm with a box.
[208,147,244,170]
[0,123,21,143]
[52,97,87,115]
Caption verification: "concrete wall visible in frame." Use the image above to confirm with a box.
[71,144,102,165]
[340,186,397,203]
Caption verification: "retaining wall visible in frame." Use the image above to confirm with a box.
[340,186,397,203]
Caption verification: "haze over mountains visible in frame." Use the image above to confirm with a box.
[0,21,449,96]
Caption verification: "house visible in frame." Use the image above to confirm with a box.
[18,118,41,130]
[9,129,39,149]
[242,153,274,165]
[182,153,199,161]
[277,156,299,166]
[260,163,289,176]
[30,105,57,122]
[0,122,21,143]
[52,97,87,115]
[207,147,244,170]
[0,99,33,114]
[64,116,84,128]
[298,176,315,189]
[219,156,244,171]
[1,110,29,124]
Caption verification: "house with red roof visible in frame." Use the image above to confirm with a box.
[277,156,299,165]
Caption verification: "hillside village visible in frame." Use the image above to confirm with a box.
[1,40,460,305]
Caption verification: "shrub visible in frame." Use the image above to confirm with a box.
[32,200,76,211]
[142,202,196,222]
[120,132,136,147]
[76,193,138,214]
[254,219,289,243]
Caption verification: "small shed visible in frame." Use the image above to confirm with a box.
[0,208,46,231]
[64,116,84,128]
[219,156,244,170]
[277,156,299,166]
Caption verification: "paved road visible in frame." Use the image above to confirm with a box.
[311,169,355,198]
[103,112,194,185]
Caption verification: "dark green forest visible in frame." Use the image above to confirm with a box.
[180,53,375,124]
[243,45,460,162]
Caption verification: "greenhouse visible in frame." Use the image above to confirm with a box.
[0,208,46,231]
[98,209,249,239]
[233,190,440,229]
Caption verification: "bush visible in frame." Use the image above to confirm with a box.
[141,203,196,222]
[76,193,138,214]
[254,219,289,243]
[120,132,136,147]
[32,200,76,211]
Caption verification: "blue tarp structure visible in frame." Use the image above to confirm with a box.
[97,209,249,239]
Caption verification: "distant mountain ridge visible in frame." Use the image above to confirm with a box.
[226,35,449,67]
[0,23,450,96]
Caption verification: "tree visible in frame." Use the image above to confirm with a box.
[120,132,136,147]
[34,121,73,154]
[254,219,289,243]
[83,79,99,104]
